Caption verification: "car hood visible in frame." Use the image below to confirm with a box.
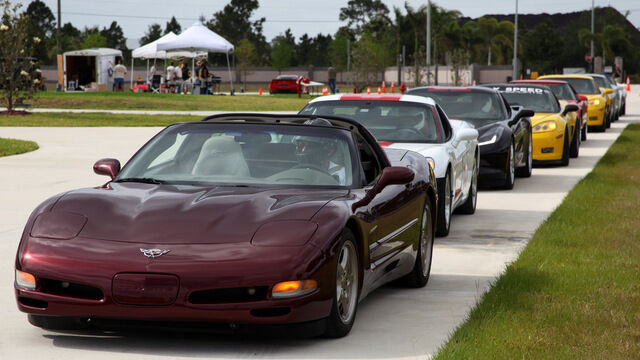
[50,183,348,244]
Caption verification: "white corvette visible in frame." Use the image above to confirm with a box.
[300,94,479,236]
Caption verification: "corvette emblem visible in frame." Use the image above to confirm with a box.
[140,248,170,258]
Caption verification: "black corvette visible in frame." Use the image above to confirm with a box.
[406,86,533,189]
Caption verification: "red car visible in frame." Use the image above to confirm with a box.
[15,114,438,338]
[269,75,299,94]
[511,79,589,141]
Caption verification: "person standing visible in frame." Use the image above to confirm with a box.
[167,61,175,92]
[173,63,183,93]
[328,66,337,94]
[113,59,127,92]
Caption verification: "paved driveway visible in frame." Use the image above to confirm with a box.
[1,91,638,359]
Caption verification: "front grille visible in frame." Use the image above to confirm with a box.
[189,286,268,304]
[19,297,48,309]
[250,307,291,317]
[39,278,104,300]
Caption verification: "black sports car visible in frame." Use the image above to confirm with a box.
[406,86,533,189]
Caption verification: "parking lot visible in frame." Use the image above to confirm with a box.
[0,91,638,359]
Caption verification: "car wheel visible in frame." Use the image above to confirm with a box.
[324,229,359,338]
[570,122,580,158]
[457,156,477,214]
[436,170,452,237]
[621,101,626,115]
[502,141,515,189]
[605,109,611,129]
[401,199,434,287]
[515,133,532,178]
[560,126,570,166]
[581,117,588,141]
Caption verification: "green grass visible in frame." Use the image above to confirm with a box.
[0,112,201,126]
[31,91,313,111]
[434,124,640,359]
[0,138,39,157]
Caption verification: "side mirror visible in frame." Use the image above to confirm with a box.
[352,166,414,211]
[562,104,579,116]
[508,108,535,126]
[93,158,121,180]
[602,88,613,95]
[455,128,478,142]
[579,95,588,102]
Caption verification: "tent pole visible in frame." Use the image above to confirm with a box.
[226,51,234,95]
[130,55,134,90]
[146,59,149,82]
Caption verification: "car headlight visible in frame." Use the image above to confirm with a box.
[477,126,503,146]
[478,134,497,146]
[30,211,87,240]
[533,121,557,133]
[426,157,435,172]
[589,99,601,106]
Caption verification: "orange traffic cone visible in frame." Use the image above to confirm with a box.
[322,87,329,95]
[377,86,382,95]
[390,82,395,93]
[367,87,371,95]
[382,82,386,93]
[259,88,263,96]
[626,77,630,91]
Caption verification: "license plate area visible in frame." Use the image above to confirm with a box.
[112,273,179,305]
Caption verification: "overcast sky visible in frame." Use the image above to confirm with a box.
[15,0,640,47]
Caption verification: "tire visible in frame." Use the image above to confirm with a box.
[324,229,360,338]
[581,117,588,141]
[502,141,515,189]
[605,109,611,129]
[515,133,533,178]
[560,126,570,166]
[456,155,477,214]
[401,199,435,288]
[569,121,580,158]
[621,100,626,115]
[436,170,452,237]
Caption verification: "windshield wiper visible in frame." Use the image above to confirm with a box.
[115,177,167,184]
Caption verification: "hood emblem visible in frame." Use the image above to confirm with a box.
[140,248,170,258]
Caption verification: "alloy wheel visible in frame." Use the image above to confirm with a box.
[335,241,358,324]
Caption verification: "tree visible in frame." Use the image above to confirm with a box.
[475,17,514,65]
[23,0,54,63]
[339,0,390,35]
[271,35,291,73]
[429,3,461,85]
[523,20,564,74]
[329,29,351,73]
[206,0,268,64]
[81,33,108,49]
[351,31,394,90]
[1,0,40,113]
[139,23,162,46]
[164,16,181,35]
[578,24,629,65]
[100,21,127,51]
[235,38,256,90]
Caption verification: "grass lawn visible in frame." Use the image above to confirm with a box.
[30,91,314,111]
[0,138,39,157]
[0,112,201,127]
[434,124,640,359]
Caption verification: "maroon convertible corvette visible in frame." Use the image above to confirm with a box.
[15,114,437,338]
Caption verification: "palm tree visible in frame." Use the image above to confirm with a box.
[475,17,514,65]
[578,24,629,65]
[429,3,461,85]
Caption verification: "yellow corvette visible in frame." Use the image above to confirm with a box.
[490,84,579,165]
[538,75,612,131]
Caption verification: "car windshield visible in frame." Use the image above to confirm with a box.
[408,89,506,122]
[556,78,600,94]
[300,101,443,143]
[276,75,297,81]
[543,83,578,101]
[116,123,357,188]
[591,76,609,89]
[496,87,560,113]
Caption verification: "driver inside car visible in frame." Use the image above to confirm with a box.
[294,119,346,185]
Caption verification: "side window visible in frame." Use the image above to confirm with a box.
[435,106,452,141]
[354,134,382,185]
[501,94,512,118]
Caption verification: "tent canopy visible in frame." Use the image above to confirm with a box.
[156,22,234,53]
[132,32,206,59]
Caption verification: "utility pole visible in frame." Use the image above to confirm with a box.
[591,0,595,72]
[512,0,518,81]
[347,39,350,85]
[426,0,431,86]
[57,0,61,54]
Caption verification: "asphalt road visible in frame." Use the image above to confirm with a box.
[1,88,638,359]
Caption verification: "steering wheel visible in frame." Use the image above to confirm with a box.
[292,163,332,176]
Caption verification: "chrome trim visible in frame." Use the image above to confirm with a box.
[140,248,170,258]
[371,249,402,270]
[369,218,419,251]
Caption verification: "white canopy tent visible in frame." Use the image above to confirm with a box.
[157,22,235,94]
[131,32,207,85]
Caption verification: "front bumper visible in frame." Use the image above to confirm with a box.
[15,237,335,325]
[478,151,509,184]
[532,128,565,161]
[587,104,606,126]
